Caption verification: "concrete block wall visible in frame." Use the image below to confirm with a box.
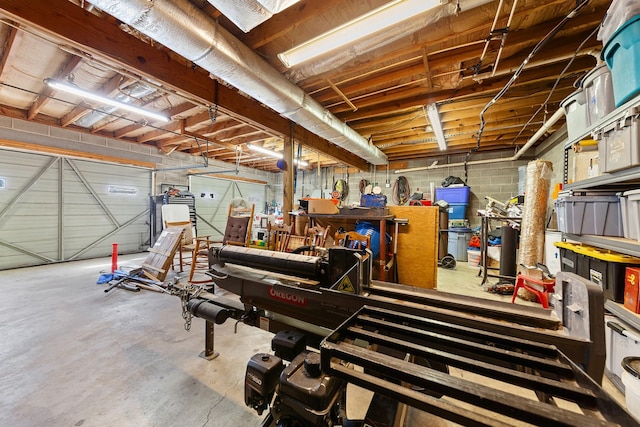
[296,151,528,229]
[1,116,568,227]
[0,117,277,195]
[288,145,566,230]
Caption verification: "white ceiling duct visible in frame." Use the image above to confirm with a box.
[208,0,300,33]
[89,0,387,165]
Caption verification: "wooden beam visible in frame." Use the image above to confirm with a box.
[114,102,195,138]
[28,55,84,120]
[0,25,22,81]
[327,79,357,112]
[283,130,294,225]
[300,0,601,90]
[421,47,433,91]
[337,57,594,122]
[183,130,235,150]
[240,0,346,49]
[0,139,155,168]
[187,172,267,184]
[301,9,605,124]
[0,0,369,170]
[60,74,128,127]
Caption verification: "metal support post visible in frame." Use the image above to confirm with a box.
[200,320,220,360]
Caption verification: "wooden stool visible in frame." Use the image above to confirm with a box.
[511,274,556,308]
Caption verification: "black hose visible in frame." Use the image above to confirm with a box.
[392,176,410,205]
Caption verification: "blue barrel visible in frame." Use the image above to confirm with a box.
[355,222,391,260]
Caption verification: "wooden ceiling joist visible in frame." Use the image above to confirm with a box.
[0,0,369,170]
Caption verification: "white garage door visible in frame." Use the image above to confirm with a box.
[0,149,151,269]
[190,175,266,240]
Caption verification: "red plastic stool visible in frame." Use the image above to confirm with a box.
[511,274,556,308]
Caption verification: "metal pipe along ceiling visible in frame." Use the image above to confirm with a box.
[394,107,565,173]
[88,0,388,166]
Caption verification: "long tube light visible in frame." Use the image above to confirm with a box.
[278,0,442,68]
[426,103,447,151]
[247,144,309,166]
[44,78,170,123]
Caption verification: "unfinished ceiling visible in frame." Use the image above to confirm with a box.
[0,0,610,172]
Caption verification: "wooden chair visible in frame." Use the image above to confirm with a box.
[297,224,330,255]
[161,204,196,272]
[267,223,292,252]
[334,231,371,251]
[189,201,255,283]
[164,220,196,272]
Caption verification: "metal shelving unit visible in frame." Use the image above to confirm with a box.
[606,300,640,332]
[564,233,640,257]
[563,94,640,183]
[561,93,640,338]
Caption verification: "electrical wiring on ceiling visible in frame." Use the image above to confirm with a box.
[508,25,599,146]
[472,0,592,151]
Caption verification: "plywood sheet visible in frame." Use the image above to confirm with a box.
[389,206,439,289]
[142,228,182,282]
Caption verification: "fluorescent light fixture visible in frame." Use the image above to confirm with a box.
[278,0,442,68]
[44,78,170,123]
[426,103,447,151]
[247,144,309,166]
[247,144,282,158]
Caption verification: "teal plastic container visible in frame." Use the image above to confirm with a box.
[603,14,640,107]
[448,203,467,220]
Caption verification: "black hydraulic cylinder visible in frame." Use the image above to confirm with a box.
[187,298,231,324]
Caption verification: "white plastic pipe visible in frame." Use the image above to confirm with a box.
[394,107,565,173]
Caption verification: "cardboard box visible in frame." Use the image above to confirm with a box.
[625,266,640,313]
[307,198,339,214]
[572,150,599,182]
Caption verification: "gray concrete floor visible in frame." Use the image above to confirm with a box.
[0,254,626,426]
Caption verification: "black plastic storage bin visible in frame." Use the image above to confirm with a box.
[555,241,640,302]
[557,243,580,274]
[588,257,628,303]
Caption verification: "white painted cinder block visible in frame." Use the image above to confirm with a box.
[105,138,130,151]
[0,115,12,128]
[49,126,81,142]
[130,143,152,155]
[80,133,108,146]
[13,119,49,135]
